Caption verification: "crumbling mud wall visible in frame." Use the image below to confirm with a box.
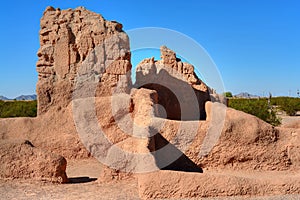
[135,46,211,120]
[37,6,131,115]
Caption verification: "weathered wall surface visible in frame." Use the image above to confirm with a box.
[138,170,300,199]
[37,6,131,114]
[0,139,68,183]
[135,46,211,120]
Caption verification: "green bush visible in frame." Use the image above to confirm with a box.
[271,97,300,116]
[224,92,233,98]
[228,98,281,126]
[0,100,37,118]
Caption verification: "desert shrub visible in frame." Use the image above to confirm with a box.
[0,100,37,118]
[271,97,300,116]
[228,98,281,126]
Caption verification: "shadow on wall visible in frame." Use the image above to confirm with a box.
[135,68,210,121]
[148,132,203,173]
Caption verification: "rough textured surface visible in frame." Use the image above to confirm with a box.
[37,6,131,115]
[138,170,300,199]
[0,158,140,200]
[1,158,300,199]
[94,88,161,177]
[135,46,211,120]
[0,105,89,159]
[199,106,283,170]
[0,139,67,183]
[0,6,132,160]
[156,104,300,171]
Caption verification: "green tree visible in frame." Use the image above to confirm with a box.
[224,92,233,98]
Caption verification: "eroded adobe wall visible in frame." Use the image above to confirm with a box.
[36,6,131,115]
[135,46,211,120]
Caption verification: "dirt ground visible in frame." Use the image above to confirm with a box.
[0,158,140,200]
[280,115,300,126]
[1,157,299,200]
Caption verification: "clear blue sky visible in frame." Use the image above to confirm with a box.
[0,0,299,98]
